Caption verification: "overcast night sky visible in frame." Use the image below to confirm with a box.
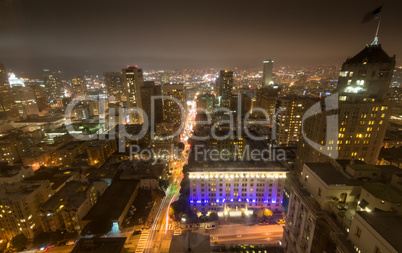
[1,0,402,78]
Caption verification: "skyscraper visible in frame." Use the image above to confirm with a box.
[140,81,163,124]
[0,64,17,118]
[217,70,233,108]
[263,59,274,86]
[43,69,62,102]
[275,96,319,147]
[71,76,88,97]
[296,44,396,171]
[29,84,50,112]
[163,83,185,127]
[122,66,144,124]
[12,86,40,118]
[104,72,124,101]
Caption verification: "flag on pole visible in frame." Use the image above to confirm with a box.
[362,6,382,23]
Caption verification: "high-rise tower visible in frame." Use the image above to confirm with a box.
[217,70,233,108]
[296,44,396,171]
[263,59,274,86]
[43,69,62,102]
[122,66,144,123]
[0,64,17,118]
[104,72,124,101]
[71,76,88,97]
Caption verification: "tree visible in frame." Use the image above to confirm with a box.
[177,142,185,152]
[82,219,112,236]
[170,198,189,221]
[159,180,170,191]
[264,209,273,217]
[255,209,264,218]
[209,212,219,222]
[10,234,28,251]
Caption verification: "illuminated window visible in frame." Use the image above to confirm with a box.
[355,227,362,238]
[375,247,383,253]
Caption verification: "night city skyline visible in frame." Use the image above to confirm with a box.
[1,1,402,253]
[1,0,402,78]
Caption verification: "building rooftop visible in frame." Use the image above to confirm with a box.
[57,141,86,151]
[0,181,49,201]
[187,160,287,172]
[83,180,138,221]
[335,159,366,169]
[0,164,31,178]
[15,115,63,123]
[39,181,90,211]
[71,237,126,253]
[344,44,395,65]
[363,182,402,203]
[306,163,361,186]
[347,164,381,172]
[357,211,402,252]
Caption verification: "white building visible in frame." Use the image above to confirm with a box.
[188,161,288,214]
[349,211,402,253]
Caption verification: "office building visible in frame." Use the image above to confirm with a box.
[349,211,402,253]
[43,69,62,102]
[12,86,40,118]
[29,84,50,112]
[217,70,233,108]
[87,140,117,167]
[196,94,215,114]
[275,96,319,147]
[0,164,34,186]
[283,159,402,253]
[38,181,108,233]
[122,66,144,124]
[72,76,88,97]
[188,161,288,214]
[0,181,52,240]
[163,83,185,127]
[140,81,163,124]
[83,180,139,229]
[263,59,274,86]
[51,141,89,166]
[0,64,17,118]
[296,45,395,171]
[104,72,124,101]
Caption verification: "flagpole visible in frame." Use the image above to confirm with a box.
[372,16,381,45]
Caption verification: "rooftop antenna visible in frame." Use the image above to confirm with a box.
[371,15,381,46]
[363,5,383,46]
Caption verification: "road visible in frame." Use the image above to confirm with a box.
[134,101,196,253]
[207,224,284,245]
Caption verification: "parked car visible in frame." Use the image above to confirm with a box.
[132,230,142,235]
[277,219,286,224]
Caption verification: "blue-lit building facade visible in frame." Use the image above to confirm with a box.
[188,162,288,215]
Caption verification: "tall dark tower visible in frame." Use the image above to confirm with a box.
[43,69,62,102]
[0,64,17,118]
[122,66,144,123]
[217,70,233,108]
[104,72,124,101]
[296,44,396,171]
[263,59,274,86]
